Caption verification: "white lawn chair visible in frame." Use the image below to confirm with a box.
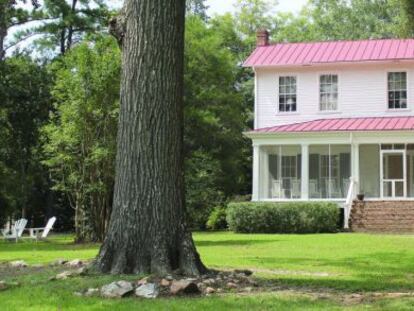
[309,179,320,198]
[291,179,301,199]
[271,180,282,198]
[27,217,56,241]
[2,218,28,242]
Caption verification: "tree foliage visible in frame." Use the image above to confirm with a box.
[0,55,52,221]
[0,0,41,60]
[11,0,110,55]
[42,37,120,242]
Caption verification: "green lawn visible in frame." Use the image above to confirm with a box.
[2,232,414,310]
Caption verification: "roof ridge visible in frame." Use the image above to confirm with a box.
[265,37,414,47]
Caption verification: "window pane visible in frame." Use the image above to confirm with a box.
[320,74,338,111]
[388,72,407,109]
[279,76,297,112]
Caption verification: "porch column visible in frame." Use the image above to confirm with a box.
[351,143,360,193]
[252,145,260,201]
[301,144,309,200]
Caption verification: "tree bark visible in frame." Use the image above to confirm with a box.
[95,0,207,276]
[66,0,78,52]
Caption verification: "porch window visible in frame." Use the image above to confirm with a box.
[266,145,301,199]
[320,74,338,111]
[388,72,407,109]
[278,76,297,112]
[309,145,350,199]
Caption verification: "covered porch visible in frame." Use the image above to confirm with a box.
[246,117,414,228]
[253,142,414,200]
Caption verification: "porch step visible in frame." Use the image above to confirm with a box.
[350,201,414,233]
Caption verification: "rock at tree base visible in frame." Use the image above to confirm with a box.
[135,283,159,299]
[56,271,74,280]
[84,288,99,297]
[101,281,134,298]
[160,279,170,287]
[234,269,253,276]
[9,260,27,268]
[51,259,68,266]
[170,279,200,295]
[66,259,83,268]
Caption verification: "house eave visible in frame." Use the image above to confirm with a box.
[244,130,414,143]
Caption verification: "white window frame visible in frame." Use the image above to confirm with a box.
[387,71,408,110]
[278,75,297,113]
[319,74,339,112]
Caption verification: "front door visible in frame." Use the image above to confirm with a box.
[381,150,407,198]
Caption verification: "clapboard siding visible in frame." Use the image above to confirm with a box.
[255,62,414,129]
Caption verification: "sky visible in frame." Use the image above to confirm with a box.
[7,0,307,56]
[206,0,308,15]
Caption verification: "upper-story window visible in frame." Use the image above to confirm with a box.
[279,76,296,112]
[388,72,407,109]
[320,74,338,111]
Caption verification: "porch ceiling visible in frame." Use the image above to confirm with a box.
[250,116,414,134]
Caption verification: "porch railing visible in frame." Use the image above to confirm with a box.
[344,178,357,229]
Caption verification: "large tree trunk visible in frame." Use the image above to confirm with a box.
[95,0,207,276]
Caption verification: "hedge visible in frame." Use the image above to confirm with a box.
[206,207,228,230]
[226,202,339,233]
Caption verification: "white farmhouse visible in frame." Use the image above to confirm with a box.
[244,30,414,231]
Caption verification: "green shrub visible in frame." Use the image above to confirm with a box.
[206,207,228,230]
[226,202,339,234]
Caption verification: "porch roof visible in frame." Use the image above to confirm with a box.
[252,116,414,134]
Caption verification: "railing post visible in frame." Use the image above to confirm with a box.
[301,144,309,200]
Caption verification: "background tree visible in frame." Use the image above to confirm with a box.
[0,54,52,220]
[96,0,207,275]
[11,0,110,55]
[42,37,120,242]
[186,0,208,21]
[184,15,251,228]
[0,0,40,60]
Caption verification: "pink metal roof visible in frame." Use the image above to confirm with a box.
[244,39,414,67]
[251,117,414,134]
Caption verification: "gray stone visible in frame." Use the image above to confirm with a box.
[9,260,27,268]
[226,282,237,289]
[101,281,134,298]
[234,269,253,276]
[51,259,67,266]
[170,279,200,295]
[203,278,216,285]
[76,266,88,276]
[66,259,83,268]
[135,283,159,299]
[205,287,215,294]
[136,276,149,286]
[160,279,170,287]
[84,288,100,297]
[56,271,74,280]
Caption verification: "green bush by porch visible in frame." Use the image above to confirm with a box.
[227,202,339,233]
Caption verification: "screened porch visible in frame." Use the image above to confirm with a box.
[255,143,414,201]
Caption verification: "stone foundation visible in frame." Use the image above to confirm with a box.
[350,200,414,232]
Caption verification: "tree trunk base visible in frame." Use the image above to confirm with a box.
[95,228,208,276]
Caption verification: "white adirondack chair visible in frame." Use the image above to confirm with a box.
[27,217,56,241]
[2,218,28,242]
